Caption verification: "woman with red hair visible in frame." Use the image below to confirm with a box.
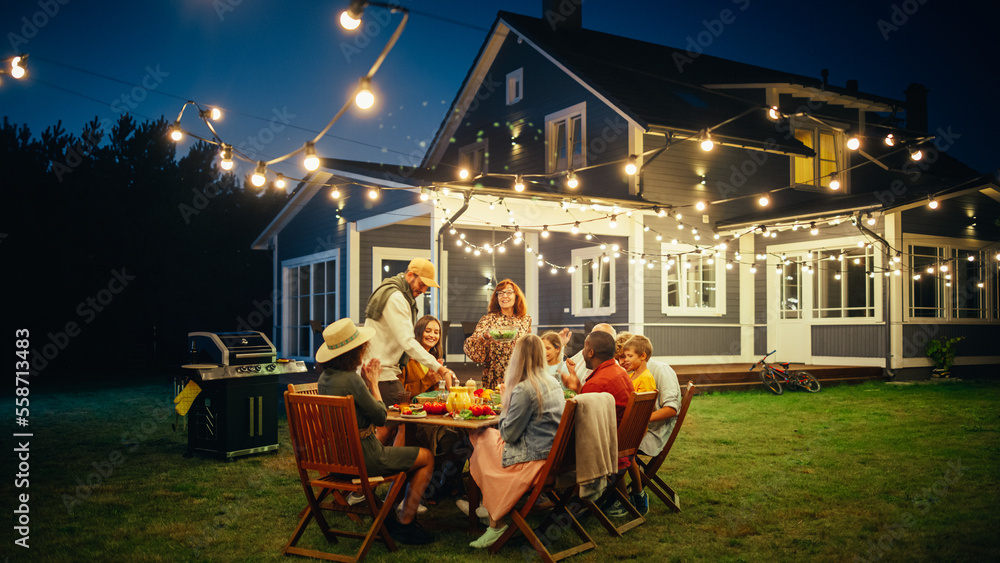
[463,279,532,389]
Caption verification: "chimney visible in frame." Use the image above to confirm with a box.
[846,79,859,91]
[904,83,929,133]
[821,68,829,90]
[542,0,582,30]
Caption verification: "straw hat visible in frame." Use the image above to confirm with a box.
[315,318,375,363]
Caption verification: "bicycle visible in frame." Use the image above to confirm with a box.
[750,350,821,395]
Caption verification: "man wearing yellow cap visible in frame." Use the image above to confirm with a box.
[364,258,457,444]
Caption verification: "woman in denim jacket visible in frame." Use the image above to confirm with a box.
[464,334,565,548]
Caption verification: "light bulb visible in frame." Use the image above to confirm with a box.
[541,226,549,238]
[700,130,714,151]
[209,107,222,121]
[355,78,375,109]
[169,123,183,142]
[459,168,469,180]
[251,161,267,187]
[928,197,938,210]
[274,173,286,189]
[419,189,429,201]
[884,134,895,146]
[810,222,818,235]
[571,222,579,234]
[567,171,579,189]
[10,56,25,79]
[303,142,319,171]
[847,136,860,151]
[768,105,780,120]
[866,213,876,226]
[329,188,340,199]
[625,155,638,176]
[910,147,923,161]
[609,215,617,229]
[514,175,525,192]
[220,145,234,171]
[829,175,841,190]
[368,187,379,199]
[696,201,706,211]
[758,194,770,207]
[339,7,362,30]
[749,264,757,274]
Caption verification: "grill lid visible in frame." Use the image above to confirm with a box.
[189,331,276,366]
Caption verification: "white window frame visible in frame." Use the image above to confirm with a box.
[660,242,727,316]
[905,237,997,322]
[811,246,876,319]
[789,117,847,192]
[459,139,488,176]
[545,102,586,173]
[281,249,340,361]
[571,246,615,316]
[506,68,523,105]
[372,246,430,319]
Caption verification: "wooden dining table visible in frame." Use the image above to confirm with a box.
[386,409,500,532]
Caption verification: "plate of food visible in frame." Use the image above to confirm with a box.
[488,328,519,342]
[400,409,428,419]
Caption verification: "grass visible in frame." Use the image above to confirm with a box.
[6,379,1000,562]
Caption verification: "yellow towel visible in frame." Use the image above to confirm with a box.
[174,380,202,416]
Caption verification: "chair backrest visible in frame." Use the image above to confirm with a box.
[645,381,695,474]
[525,400,578,499]
[617,391,658,457]
[284,391,368,481]
[287,382,319,395]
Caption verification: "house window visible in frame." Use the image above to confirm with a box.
[952,249,986,319]
[812,247,875,318]
[661,243,726,316]
[282,250,339,359]
[792,124,843,189]
[546,102,586,173]
[909,245,946,318]
[572,246,614,316]
[778,261,801,319]
[506,68,523,105]
[459,140,488,176]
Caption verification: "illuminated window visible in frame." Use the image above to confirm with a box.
[661,243,726,316]
[792,123,844,190]
[812,247,875,318]
[546,102,586,173]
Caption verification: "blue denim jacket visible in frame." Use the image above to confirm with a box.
[499,375,565,467]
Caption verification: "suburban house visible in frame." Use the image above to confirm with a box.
[253,5,1000,378]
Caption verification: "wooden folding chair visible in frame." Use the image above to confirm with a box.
[583,391,658,536]
[283,391,407,562]
[488,400,598,562]
[288,382,320,395]
[638,381,695,512]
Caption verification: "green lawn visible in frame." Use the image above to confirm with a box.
[7,379,999,562]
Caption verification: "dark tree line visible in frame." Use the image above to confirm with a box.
[1,114,288,382]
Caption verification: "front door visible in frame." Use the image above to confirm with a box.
[771,256,812,363]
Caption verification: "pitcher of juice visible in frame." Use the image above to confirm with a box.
[446,387,472,414]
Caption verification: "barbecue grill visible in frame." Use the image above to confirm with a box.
[183,331,307,460]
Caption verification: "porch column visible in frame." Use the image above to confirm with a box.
[884,212,903,370]
[524,232,539,328]
[739,232,755,360]
[629,213,644,335]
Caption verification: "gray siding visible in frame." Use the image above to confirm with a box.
[901,324,1000,358]
[442,228,526,355]
[811,324,886,358]
[754,326,768,355]
[359,223,432,322]
[645,325,741,356]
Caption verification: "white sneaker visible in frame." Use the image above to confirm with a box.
[397,500,428,515]
[455,499,490,525]
[346,492,366,506]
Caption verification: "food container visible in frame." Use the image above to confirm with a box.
[446,387,473,413]
[487,324,519,343]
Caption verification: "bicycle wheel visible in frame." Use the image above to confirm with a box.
[759,369,783,395]
[795,372,821,393]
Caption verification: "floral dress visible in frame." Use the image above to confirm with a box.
[463,312,532,389]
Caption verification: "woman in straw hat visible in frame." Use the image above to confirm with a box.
[316,318,436,545]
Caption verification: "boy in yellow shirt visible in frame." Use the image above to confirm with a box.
[622,335,656,394]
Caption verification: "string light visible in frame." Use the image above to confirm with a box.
[566,171,579,189]
[866,213,876,226]
[355,77,375,109]
[10,55,26,79]
[209,107,222,121]
[368,187,380,199]
[303,141,320,171]
[695,201,707,211]
[250,161,267,187]
[274,173,286,189]
[625,156,638,176]
[609,215,618,229]
[329,187,340,199]
[458,168,470,180]
[846,135,860,151]
[767,106,780,120]
[909,147,923,161]
[541,226,550,238]
[699,130,714,151]
[829,175,841,190]
[514,174,525,192]
[928,196,938,209]
[884,134,895,146]
[810,222,819,235]
[339,1,364,30]
[169,123,183,142]
[571,222,580,234]
[758,194,770,207]
[219,145,234,171]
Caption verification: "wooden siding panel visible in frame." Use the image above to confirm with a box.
[811,325,886,357]
[645,325,741,356]
[754,326,768,355]
[901,324,1000,358]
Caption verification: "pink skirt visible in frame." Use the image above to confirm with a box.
[469,428,546,520]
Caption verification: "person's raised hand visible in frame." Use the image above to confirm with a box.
[558,327,572,347]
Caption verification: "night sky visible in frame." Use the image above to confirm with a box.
[2,0,996,180]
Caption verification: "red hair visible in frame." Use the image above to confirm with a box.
[488,279,527,317]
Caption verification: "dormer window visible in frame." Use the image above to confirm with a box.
[506,68,523,105]
[791,121,846,191]
[459,140,488,177]
[546,102,586,173]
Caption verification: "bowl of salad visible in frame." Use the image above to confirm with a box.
[488,326,519,343]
